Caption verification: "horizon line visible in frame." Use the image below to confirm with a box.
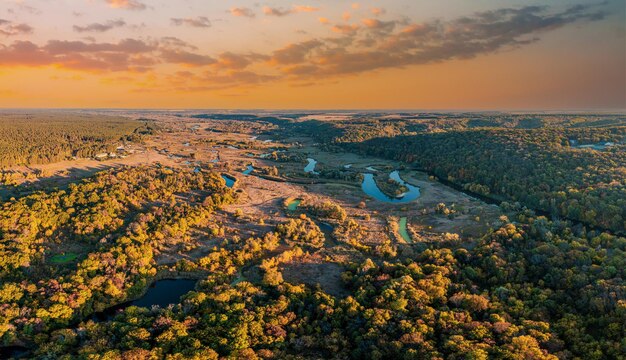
[0,107,625,115]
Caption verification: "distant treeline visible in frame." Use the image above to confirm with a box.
[0,113,148,167]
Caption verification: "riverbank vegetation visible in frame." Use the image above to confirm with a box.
[376,176,409,198]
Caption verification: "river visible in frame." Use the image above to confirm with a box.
[361,171,420,204]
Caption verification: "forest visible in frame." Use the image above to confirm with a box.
[296,118,626,233]
[3,196,623,359]
[0,112,624,359]
[0,113,147,167]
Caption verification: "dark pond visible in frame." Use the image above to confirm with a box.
[93,279,197,321]
[0,346,29,359]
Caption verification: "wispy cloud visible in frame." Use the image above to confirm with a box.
[230,7,255,18]
[171,17,211,28]
[73,19,126,33]
[371,7,386,16]
[0,19,34,36]
[105,0,146,11]
[263,5,319,17]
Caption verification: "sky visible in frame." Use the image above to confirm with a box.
[0,0,624,110]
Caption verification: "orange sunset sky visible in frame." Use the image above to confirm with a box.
[0,0,624,110]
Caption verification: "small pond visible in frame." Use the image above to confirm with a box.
[287,198,302,211]
[570,139,616,150]
[318,222,334,242]
[398,217,412,243]
[94,279,197,321]
[221,174,236,188]
[0,346,29,359]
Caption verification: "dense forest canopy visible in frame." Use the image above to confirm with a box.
[0,113,146,166]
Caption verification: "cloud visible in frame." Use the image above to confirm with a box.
[213,52,269,70]
[371,7,386,16]
[161,49,216,66]
[0,3,609,93]
[171,17,211,28]
[160,36,198,50]
[230,7,255,18]
[105,0,146,11]
[44,39,155,54]
[268,4,607,79]
[263,5,319,17]
[361,19,397,32]
[0,19,34,36]
[318,17,330,25]
[0,38,158,71]
[163,70,281,92]
[73,19,126,33]
[6,4,41,15]
[0,41,51,66]
[271,40,323,64]
[331,24,359,35]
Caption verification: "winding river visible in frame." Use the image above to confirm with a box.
[304,158,319,174]
[361,171,420,204]
[242,165,254,175]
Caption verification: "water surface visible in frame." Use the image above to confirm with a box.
[221,174,236,188]
[304,158,319,174]
[287,198,302,211]
[95,279,197,321]
[361,171,420,204]
[242,165,254,175]
[575,142,615,150]
[398,217,412,243]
